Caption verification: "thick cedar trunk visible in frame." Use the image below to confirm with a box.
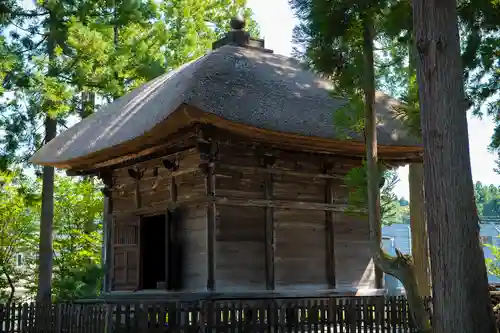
[409,167,431,295]
[407,40,431,297]
[412,0,497,332]
[362,14,431,332]
[409,163,431,297]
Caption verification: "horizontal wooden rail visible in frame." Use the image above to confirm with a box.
[214,196,367,213]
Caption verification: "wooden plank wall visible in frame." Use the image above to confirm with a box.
[108,138,377,293]
[273,176,327,290]
[181,204,208,290]
[215,167,267,291]
[214,143,376,292]
[334,212,376,289]
[110,148,207,291]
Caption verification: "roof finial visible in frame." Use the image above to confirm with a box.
[230,16,245,31]
[212,16,270,52]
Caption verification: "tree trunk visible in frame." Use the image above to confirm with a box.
[37,116,56,303]
[409,163,431,297]
[36,13,57,304]
[362,14,431,333]
[412,0,497,332]
[80,90,96,234]
[407,40,431,298]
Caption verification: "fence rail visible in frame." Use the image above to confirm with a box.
[0,296,427,333]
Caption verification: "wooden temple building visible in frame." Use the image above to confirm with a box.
[30,18,423,300]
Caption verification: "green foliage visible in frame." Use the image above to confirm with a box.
[343,162,405,225]
[51,177,103,302]
[332,94,366,139]
[1,0,260,163]
[0,170,39,302]
[1,0,261,302]
[475,181,500,217]
[486,241,500,277]
[0,171,104,302]
[20,176,104,302]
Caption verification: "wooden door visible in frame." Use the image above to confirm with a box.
[111,217,140,291]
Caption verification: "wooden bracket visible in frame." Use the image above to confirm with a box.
[260,153,277,168]
[255,147,277,168]
[97,170,113,197]
[162,158,179,172]
[127,167,145,180]
[320,162,334,174]
[197,134,219,174]
[101,187,112,197]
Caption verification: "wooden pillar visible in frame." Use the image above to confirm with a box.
[205,162,216,291]
[198,127,217,291]
[165,176,177,290]
[127,168,144,209]
[325,178,336,288]
[100,172,113,293]
[409,163,431,296]
[264,170,275,290]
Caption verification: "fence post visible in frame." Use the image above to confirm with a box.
[55,304,62,333]
[104,304,113,333]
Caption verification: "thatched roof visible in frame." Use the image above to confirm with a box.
[30,34,420,170]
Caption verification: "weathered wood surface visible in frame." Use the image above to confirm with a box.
[0,296,426,333]
[110,149,205,291]
[274,209,327,289]
[111,148,203,217]
[181,205,207,291]
[334,212,375,289]
[108,135,376,293]
[216,206,266,291]
[214,143,374,292]
[111,216,140,291]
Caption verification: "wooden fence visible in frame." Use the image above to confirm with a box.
[0,296,429,333]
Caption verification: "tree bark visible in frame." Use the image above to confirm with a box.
[412,0,497,332]
[362,14,431,333]
[37,117,56,303]
[36,12,57,304]
[409,163,431,297]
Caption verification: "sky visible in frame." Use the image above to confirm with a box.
[247,0,500,199]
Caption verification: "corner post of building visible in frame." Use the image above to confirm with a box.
[197,125,218,292]
[408,162,431,296]
[99,170,113,293]
[323,162,336,289]
[259,151,276,290]
[164,158,179,291]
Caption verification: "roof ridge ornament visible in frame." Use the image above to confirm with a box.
[212,17,273,53]
[230,16,245,31]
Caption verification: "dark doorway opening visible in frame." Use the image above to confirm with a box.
[140,214,166,290]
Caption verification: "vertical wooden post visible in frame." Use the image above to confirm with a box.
[409,163,431,296]
[165,176,177,290]
[198,127,217,291]
[325,178,336,288]
[127,168,143,209]
[205,162,216,291]
[102,196,112,292]
[264,173,275,290]
[134,181,141,209]
[100,172,113,293]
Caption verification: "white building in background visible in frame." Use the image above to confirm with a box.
[382,220,500,294]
